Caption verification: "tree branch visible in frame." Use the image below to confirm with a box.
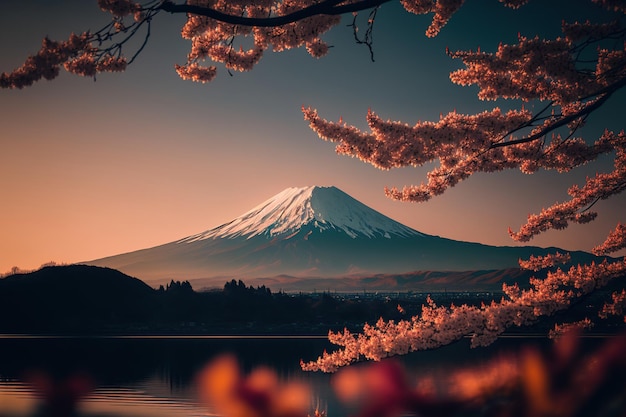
[158,0,394,27]
[490,76,626,149]
[349,7,378,61]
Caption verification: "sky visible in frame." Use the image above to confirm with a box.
[1,0,625,273]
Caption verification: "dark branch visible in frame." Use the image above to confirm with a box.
[128,16,152,65]
[349,7,378,61]
[158,0,394,27]
[580,180,626,213]
[490,76,626,149]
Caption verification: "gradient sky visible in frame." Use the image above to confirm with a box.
[1,1,625,273]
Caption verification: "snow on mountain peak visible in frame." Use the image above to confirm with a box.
[181,186,423,242]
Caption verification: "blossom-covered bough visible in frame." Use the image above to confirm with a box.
[0,0,554,87]
[298,0,626,372]
[2,0,626,374]
[1,0,396,88]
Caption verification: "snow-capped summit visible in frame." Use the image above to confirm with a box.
[180,186,422,241]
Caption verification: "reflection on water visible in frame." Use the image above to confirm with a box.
[0,380,208,417]
[0,336,337,417]
[0,335,581,417]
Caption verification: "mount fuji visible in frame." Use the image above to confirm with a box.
[86,186,600,288]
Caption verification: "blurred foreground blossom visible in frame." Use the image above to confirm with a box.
[329,330,626,417]
[196,354,316,417]
[333,359,463,417]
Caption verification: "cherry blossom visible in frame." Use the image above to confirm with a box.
[97,0,141,18]
[299,4,626,295]
[518,252,571,271]
[193,334,626,417]
[302,257,626,372]
[2,0,626,381]
[0,33,91,89]
[598,288,626,321]
[593,222,626,255]
[196,354,313,417]
[311,331,626,417]
[174,63,217,83]
[548,318,594,339]
[4,0,583,87]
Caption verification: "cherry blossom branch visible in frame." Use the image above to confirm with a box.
[303,9,626,250]
[490,77,626,149]
[159,0,394,27]
[301,257,626,372]
[4,0,537,88]
[593,222,626,255]
[199,333,626,417]
[509,139,626,242]
[518,252,572,272]
[598,288,626,321]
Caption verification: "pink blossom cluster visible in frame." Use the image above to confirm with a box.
[0,33,91,89]
[97,0,141,18]
[518,252,571,271]
[303,106,532,170]
[302,257,626,372]
[196,354,314,417]
[303,105,622,204]
[63,53,98,77]
[306,39,330,58]
[399,0,529,38]
[449,36,595,105]
[1,0,154,88]
[548,318,594,339]
[510,132,626,242]
[205,44,264,72]
[498,0,529,8]
[532,132,616,173]
[599,288,626,321]
[178,0,340,81]
[593,222,626,255]
[63,54,128,77]
[424,0,465,38]
[399,0,436,16]
[596,47,626,85]
[174,63,217,83]
[561,20,622,42]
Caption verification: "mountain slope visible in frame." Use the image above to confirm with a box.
[86,186,601,286]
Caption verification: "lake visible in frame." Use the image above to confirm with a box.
[0,335,604,417]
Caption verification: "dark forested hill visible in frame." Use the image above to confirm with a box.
[0,265,156,332]
[0,264,153,294]
[0,265,418,334]
[2,265,621,336]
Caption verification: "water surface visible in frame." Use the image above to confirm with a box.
[0,335,558,417]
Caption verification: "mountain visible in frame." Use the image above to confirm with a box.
[86,186,601,288]
[0,265,156,332]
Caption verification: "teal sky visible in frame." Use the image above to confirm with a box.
[1,0,625,272]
